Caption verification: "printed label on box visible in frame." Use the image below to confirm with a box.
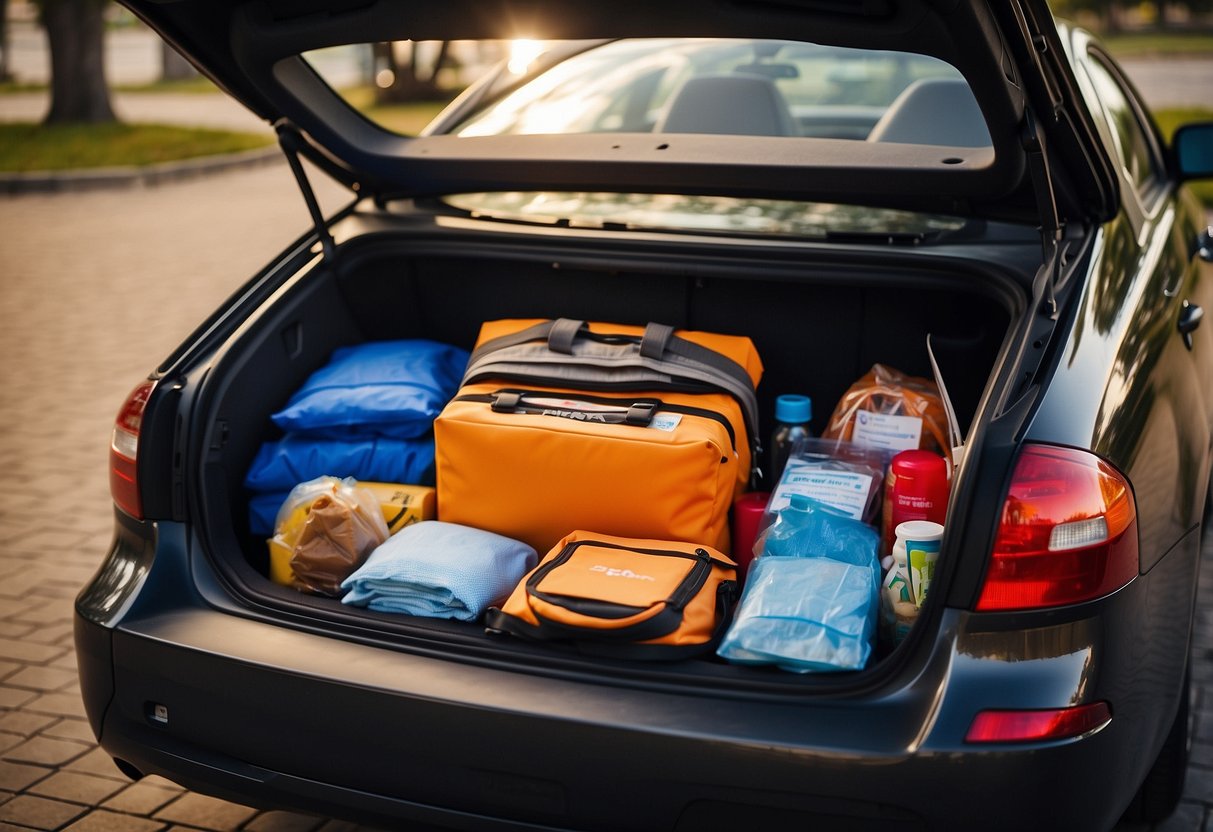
[768,465,873,520]
[852,411,923,453]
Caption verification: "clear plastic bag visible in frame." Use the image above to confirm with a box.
[822,363,951,463]
[765,437,889,527]
[269,476,390,596]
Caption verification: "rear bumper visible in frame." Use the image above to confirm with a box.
[74,521,1195,832]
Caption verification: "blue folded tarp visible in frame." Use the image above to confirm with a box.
[341,521,537,621]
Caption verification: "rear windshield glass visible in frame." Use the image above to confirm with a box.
[304,38,992,147]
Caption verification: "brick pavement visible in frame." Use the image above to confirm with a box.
[0,163,1210,832]
[0,165,371,832]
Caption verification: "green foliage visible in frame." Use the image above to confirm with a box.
[1154,106,1213,205]
[334,88,449,135]
[0,122,273,172]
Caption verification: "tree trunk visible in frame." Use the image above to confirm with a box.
[373,40,452,104]
[0,0,11,83]
[41,0,116,124]
[160,39,196,82]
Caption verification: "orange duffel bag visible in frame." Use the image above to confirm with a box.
[434,319,762,556]
[485,530,738,659]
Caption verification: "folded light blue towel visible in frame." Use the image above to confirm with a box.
[340,521,537,621]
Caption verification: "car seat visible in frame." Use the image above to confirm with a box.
[656,73,798,137]
[866,77,991,147]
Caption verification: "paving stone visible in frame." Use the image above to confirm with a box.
[63,810,167,832]
[4,666,78,693]
[0,793,86,829]
[23,691,88,719]
[0,735,24,758]
[0,637,66,664]
[28,771,126,805]
[0,687,37,710]
[65,748,132,782]
[41,719,97,744]
[3,735,93,767]
[0,712,57,738]
[1154,800,1206,832]
[153,792,258,830]
[242,810,324,832]
[1184,765,1213,804]
[24,622,76,647]
[0,623,35,640]
[12,602,75,627]
[0,760,53,792]
[102,780,182,816]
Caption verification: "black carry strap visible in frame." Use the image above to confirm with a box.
[468,318,754,400]
[640,322,675,359]
[548,318,586,354]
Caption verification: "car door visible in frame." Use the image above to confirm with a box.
[1068,30,1212,579]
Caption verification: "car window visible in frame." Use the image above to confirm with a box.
[1080,54,1164,203]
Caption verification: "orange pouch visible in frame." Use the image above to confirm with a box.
[485,531,738,660]
[435,319,762,555]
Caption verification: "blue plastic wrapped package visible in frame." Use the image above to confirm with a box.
[717,556,877,672]
[244,435,436,493]
[758,494,879,566]
[718,494,880,672]
[272,340,470,440]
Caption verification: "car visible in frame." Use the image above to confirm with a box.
[76,1,1213,830]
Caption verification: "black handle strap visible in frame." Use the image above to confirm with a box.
[547,318,587,354]
[640,322,675,359]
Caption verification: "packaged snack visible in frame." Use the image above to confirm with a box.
[822,364,951,463]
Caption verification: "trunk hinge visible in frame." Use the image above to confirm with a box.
[278,124,335,262]
[1021,108,1065,320]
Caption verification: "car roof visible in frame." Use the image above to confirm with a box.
[124,0,1118,226]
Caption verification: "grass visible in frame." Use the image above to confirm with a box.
[0,122,273,172]
[1154,106,1213,205]
[337,86,450,135]
[1101,30,1213,58]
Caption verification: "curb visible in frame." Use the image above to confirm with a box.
[0,144,284,195]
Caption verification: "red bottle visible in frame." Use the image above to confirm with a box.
[731,492,770,578]
[882,451,949,555]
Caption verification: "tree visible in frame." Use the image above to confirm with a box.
[372,40,453,103]
[38,0,116,124]
[0,0,11,83]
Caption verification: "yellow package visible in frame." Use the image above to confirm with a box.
[357,482,437,534]
[266,478,436,587]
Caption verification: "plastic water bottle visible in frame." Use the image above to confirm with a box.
[768,394,812,487]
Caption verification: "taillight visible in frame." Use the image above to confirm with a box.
[110,380,155,519]
[975,444,1137,612]
[965,702,1112,744]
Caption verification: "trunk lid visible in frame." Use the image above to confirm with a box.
[123,0,1117,228]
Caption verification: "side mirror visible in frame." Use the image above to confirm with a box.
[1173,122,1213,181]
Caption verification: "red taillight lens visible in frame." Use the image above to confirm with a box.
[976,444,1137,612]
[965,702,1112,744]
[110,380,155,519]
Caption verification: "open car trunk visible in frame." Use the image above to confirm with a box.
[191,206,1036,689]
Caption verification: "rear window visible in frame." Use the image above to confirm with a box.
[305,38,992,147]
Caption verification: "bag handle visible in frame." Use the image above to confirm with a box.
[547,318,587,354]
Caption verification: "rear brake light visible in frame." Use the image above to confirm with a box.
[110,380,155,519]
[965,702,1112,743]
[976,444,1137,612]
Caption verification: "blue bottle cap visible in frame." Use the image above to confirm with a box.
[775,394,812,424]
